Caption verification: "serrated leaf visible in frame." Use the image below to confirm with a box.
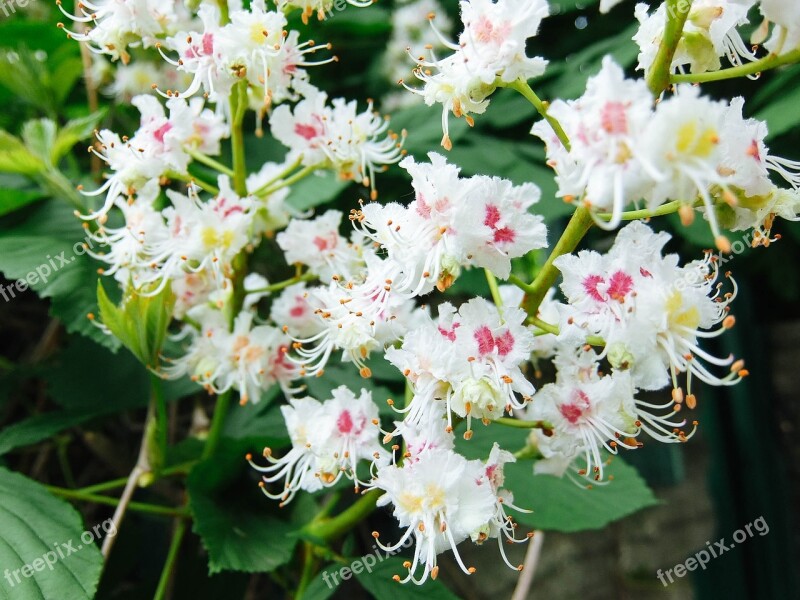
[355,556,460,599]
[187,438,299,574]
[0,199,117,349]
[505,456,659,532]
[0,468,104,599]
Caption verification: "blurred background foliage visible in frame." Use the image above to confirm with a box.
[0,0,797,599]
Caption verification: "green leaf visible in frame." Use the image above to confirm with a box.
[0,129,44,175]
[0,199,117,349]
[22,119,58,166]
[52,110,108,165]
[97,280,176,367]
[505,456,660,532]
[286,171,352,211]
[355,556,460,599]
[187,438,299,574]
[0,188,46,217]
[0,410,101,456]
[0,467,104,599]
[302,569,341,600]
[756,86,800,140]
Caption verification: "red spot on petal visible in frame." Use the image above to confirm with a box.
[582,274,605,302]
[474,326,495,355]
[495,330,514,357]
[493,227,515,244]
[295,123,322,141]
[607,270,633,302]
[484,204,501,229]
[337,410,353,434]
[600,101,628,135]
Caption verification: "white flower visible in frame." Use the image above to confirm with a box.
[250,386,386,505]
[270,88,406,199]
[531,57,659,229]
[370,448,497,584]
[554,221,745,398]
[57,0,187,63]
[759,0,800,54]
[276,210,364,281]
[354,153,547,294]
[633,0,757,75]
[387,298,536,436]
[404,0,549,149]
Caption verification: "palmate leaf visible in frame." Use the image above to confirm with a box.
[504,457,660,532]
[187,438,299,575]
[0,468,104,600]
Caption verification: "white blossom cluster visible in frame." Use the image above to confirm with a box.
[59,0,800,588]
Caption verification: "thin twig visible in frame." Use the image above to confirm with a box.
[511,531,545,600]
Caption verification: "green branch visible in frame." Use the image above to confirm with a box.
[202,390,232,460]
[251,154,304,197]
[185,147,234,177]
[671,46,800,84]
[647,0,693,96]
[47,486,187,518]
[508,79,571,151]
[230,80,249,197]
[495,417,554,431]
[523,205,594,318]
[244,271,318,295]
[302,490,381,542]
[154,518,187,600]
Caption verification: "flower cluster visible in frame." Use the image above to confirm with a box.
[531,57,800,244]
[57,0,800,590]
[404,0,550,149]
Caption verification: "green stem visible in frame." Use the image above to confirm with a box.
[47,486,187,518]
[150,373,168,478]
[164,170,219,195]
[508,274,535,295]
[185,148,234,177]
[77,462,196,495]
[646,0,693,96]
[244,272,318,295]
[495,417,554,430]
[302,490,380,542]
[671,47,800,84]
[202,390,232,460]
[529,316,605,347]
[485,269,503,312]
[230,80,249,197]
[251,155,304,197]
[153,519,187,600]
[523,205,594,318]
[508,79,571,151]
[295,543,316,600]
[258,164,317,197]
[596,199,683,222]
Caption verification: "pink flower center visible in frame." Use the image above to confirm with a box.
[559,390,591,424]
[438,323,460,341]
[474,325,495,355]
[337,410,354,434]
[600,101,628,135]
[582,274,605,302]
[153,122,172,144]
[202,33,214,56]
[295,122,322,141]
